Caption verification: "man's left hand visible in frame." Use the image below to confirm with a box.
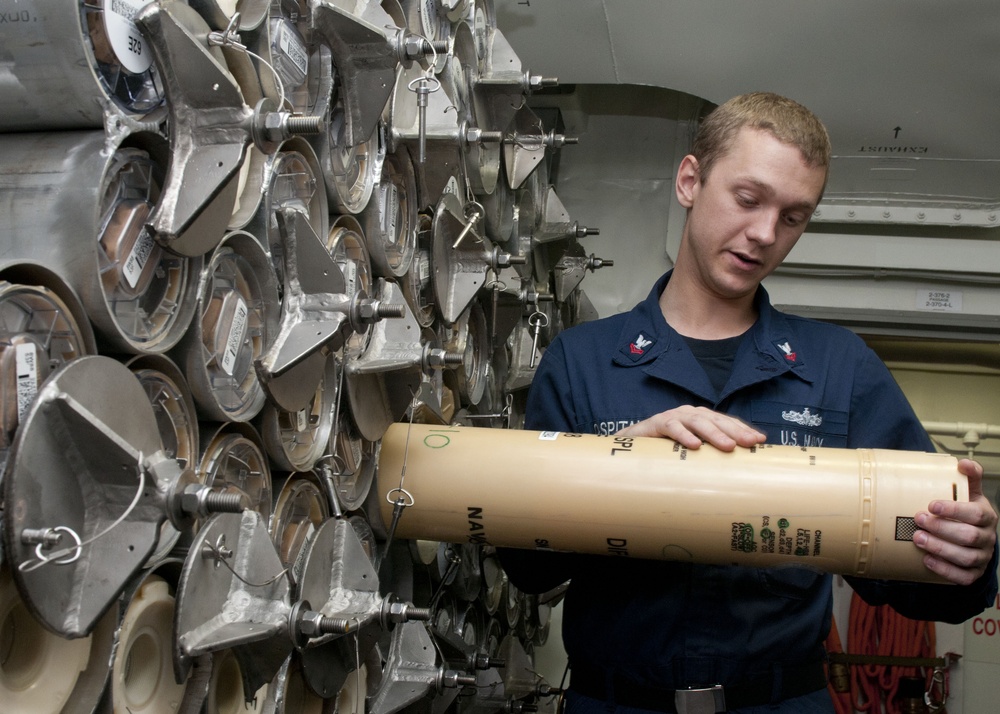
[913,458,998,586]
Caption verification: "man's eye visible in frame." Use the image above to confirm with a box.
[782,213,805,227]
[736,194,757,207]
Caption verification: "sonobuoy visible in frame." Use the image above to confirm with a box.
[378,424,966,583]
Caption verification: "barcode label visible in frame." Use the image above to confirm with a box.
[221,297,248,376]
[278,24,309,78]
[123,231,156,288]
[15,343,39,422]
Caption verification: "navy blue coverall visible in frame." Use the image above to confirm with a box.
[499,271,998,711]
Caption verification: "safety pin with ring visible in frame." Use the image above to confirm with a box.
[21,526,84,572]
[407,74,442,95]
[385,487,415,508]
[453,201,486,248]
[528,311,550,330]
[528,312,550,369]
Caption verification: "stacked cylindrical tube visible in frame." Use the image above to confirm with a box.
[0,2,603,713]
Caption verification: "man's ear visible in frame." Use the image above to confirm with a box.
[676,154,700,209]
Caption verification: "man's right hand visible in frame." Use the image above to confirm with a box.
[615,405,766,451]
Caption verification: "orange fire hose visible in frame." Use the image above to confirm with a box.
[843,592,938,714]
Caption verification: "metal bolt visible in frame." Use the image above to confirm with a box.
[378,302,405,319]
[587,255,614,271]
[471,653,505,670]
[203,491,245,514]
[20,528,62,548]
[423,344,465,370]
[286,115,325,136]
[356,299,405,323]
[320,616,356,634]
[493,249,528,268]
[251,98,324,152]
[297,609,358,639]
[543,132,577,149]
[402,34,449,61]
[575,226,600,237]
[297,610,323,637]
[201,544,231,561]
[526,74,559,92]
[466,127,504,144]
[262,112,324,143]
[180,484,245,517]
[385,601,432,624]
[440,670,478,689]
[201,534,233,567]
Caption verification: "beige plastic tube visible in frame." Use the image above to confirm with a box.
[377,425,968,584]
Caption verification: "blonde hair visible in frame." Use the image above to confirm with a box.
[692,92,831,183]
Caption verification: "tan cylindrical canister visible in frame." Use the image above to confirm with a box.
[377,424,968,584]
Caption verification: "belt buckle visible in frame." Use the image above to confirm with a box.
[673,685,726,714]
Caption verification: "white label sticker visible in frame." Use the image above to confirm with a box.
[342,260,358,296]
[103,0,156,75]
[123,230,156,289]
[379,183,399,239]
[443,176,460,196]
[538,431,560,441]
[277,23,309,80]
[421,0,439,39]
[15,343,39,422]
[916,289,963,313]
[475,8,488,60]
[221,297,249,376]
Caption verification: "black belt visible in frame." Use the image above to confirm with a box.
[569,660,827,713]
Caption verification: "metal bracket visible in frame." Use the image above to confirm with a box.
[311,0,443,147]
[174,510,293,699]
[2,357,181,637]
[295,518,430,698]
[255,208,401,412]
[134,0,252,256]
[135,2,323,256]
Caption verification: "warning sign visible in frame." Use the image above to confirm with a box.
[966,592,1000,665]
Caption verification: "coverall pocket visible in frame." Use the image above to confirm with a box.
[755,564,826,600]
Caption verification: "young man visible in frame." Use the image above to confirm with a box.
[500,93,998,713]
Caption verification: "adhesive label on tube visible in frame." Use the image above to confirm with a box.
[15,343,38,422]
[276,22,309,80]
[103,0,156,75]
[123,230,156,289]
[379,184,399,238]
[221,297,249,376]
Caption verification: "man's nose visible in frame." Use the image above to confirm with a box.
[746,210,780,245]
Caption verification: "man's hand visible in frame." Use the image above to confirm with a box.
[614,405,766,451]
[913,458,999,586]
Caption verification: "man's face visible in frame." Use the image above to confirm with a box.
[676,127,827,301]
